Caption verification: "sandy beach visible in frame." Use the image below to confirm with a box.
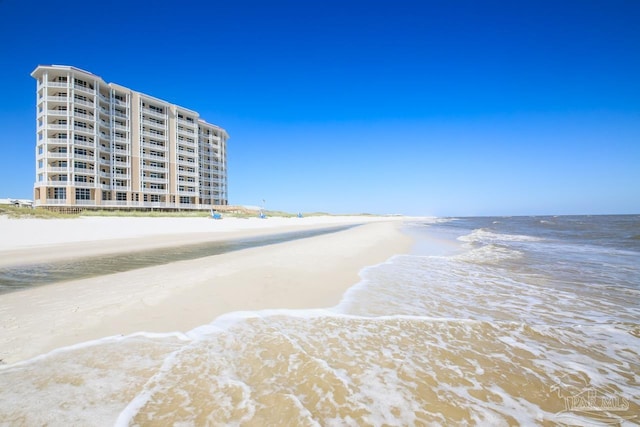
[0,215,411,365]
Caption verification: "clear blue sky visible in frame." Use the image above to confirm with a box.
[0,0,638,216]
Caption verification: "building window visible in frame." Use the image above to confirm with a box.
[76,188,91,200]
[38,174,43,182]
[180,196,190,204]
[116,192,127,201]
[53,188,66,200]
[150,195,160,202]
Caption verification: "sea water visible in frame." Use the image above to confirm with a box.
[1,215,638,426]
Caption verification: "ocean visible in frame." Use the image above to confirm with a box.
[1,215,638,426]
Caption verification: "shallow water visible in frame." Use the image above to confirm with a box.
[0,225,354,294]
[1,215,638,426]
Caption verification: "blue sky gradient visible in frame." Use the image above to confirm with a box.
[1,0,638,216]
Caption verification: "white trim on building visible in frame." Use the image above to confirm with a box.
[31,65,228,209]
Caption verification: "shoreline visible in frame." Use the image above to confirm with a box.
[0,216,413,364]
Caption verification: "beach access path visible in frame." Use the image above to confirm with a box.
[0,215,412,364]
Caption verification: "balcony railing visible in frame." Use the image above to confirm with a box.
[47,124,68,130]
[74,126,95,134]
[141,107,166,119]
[142,164,167,173]
[73,181,96,188]
[47,96,68,103]
[143,187,167,194]
[142,119,166,129]
[73,140,96,148]
[46,82,68,88]
[74,111,94,120]
[142,131,166,139]
[47,110,69,117]
[47,152,69,158]
[143,176,168,184]
[73,84,95,94]
[73,99,95,108]
[142,152,166,161]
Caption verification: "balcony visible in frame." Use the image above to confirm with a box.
[47,96,68,103]
[73,140,96,148]
[177,127,195,136]
[143,187,167,194]
[46,81,68,88]
[141,107,166,119]
[177,169,198,177]
[74,153,95,161]
[113,110,127,119]
[47,137,69,145]
[113,136,129,144]
[47,152,69,159]
[73,99,95,108]
[47,124,68,131]
[178,139,196,148]
[142,119,166,130]
[73,84,95,95]
[47,110,69,117]
[74,126,95,135]
[143,176,168,185]
[47,167,69,173]
[142,130,166,139]
[113,123,127,131]
[73,111,94,120]
[142,164,167,173]
[114,160,130,167]
[112,148,129,155]
[72,181,96,188]
[142,152,166,161]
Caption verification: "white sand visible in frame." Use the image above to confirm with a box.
[0,215,412,364]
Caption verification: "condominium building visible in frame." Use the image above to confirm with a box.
[31,65,228,209]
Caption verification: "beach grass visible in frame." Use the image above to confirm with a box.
[0,205,76,219]
[0,205,355,219]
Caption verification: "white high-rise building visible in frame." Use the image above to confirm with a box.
[31,65,228,210]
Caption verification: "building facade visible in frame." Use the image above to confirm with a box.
[31,65,228,209]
